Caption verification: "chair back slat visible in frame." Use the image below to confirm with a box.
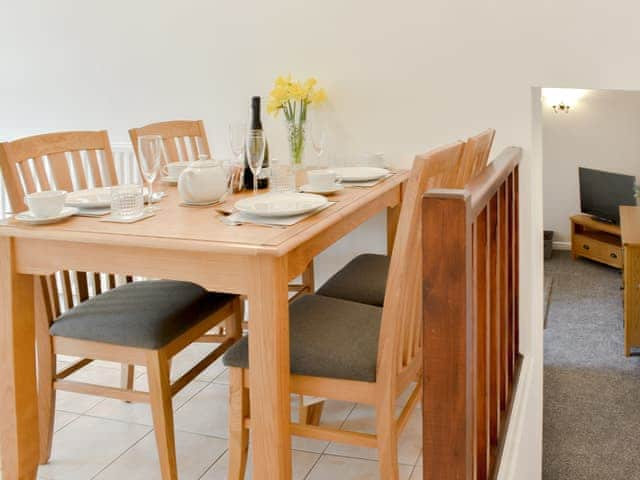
[47,152,73,191]
[76,272,89,303]
[61,271,75,311]
[377,141,466,392]
[129,120,211,164]
[33,157,51,191]
[178,137,190,163]
[455,128,495,188]
[69,151,87,190]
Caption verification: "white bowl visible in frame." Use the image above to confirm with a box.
[24,190,67,218]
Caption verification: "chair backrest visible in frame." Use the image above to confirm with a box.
[0,131,129,317]
[0,130,117,213]
[454,128,495,188]
[376,141,466,392]
[129,120,211,164]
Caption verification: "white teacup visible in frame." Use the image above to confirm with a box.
[307,169,341,189]
[166,161,190,178]
[24,190,67,218]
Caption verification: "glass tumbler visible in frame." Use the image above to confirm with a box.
[270,158,296,193]
[111,184,144,219]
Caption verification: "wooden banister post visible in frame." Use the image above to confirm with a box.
[422,191,474,480]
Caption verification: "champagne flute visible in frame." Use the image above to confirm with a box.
[245,130,266,194]
[310,122,326,161]
[229,122,246,161]
[137,135,163,212]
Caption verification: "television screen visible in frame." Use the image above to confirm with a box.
[579,167,637,224]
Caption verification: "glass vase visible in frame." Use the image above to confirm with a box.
[286,119,306,168]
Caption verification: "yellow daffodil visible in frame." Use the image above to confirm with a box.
[311,88,327,105]
[303,77,317,94]
[266,100,281,116]
[266,74,327,118]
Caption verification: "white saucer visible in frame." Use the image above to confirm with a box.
[300,183,345,195]
[15,207,79,225]
[180,199,221,207]
[161,176,178,185]
[332,167,389,182]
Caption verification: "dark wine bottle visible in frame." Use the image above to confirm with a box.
[243,96,269,190]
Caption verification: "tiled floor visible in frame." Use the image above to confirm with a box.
[2,343,423,480]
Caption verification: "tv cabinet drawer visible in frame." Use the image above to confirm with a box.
[573,233,623,268]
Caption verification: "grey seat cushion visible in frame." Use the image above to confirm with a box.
[50,280,233,350]
[316,253,390,307]
[223,294,382,382]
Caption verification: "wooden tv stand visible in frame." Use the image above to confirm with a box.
[570,214,623,269]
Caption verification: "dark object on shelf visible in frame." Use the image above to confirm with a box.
[544,230,554,259]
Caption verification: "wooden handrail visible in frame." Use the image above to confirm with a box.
[421,147,522,480]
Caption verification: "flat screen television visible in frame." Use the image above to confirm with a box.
[579,167,637,224]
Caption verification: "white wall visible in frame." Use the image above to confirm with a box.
[543,89,640,245]
[6,0,640,477]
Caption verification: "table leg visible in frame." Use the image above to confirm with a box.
[247,255,291,480]
[0,238,39,480]
[387,204,401,256]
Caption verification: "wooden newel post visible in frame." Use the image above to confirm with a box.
[422,191,474,480]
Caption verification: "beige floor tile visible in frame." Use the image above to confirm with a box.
[211,368,229,385]
[324,404,421,465]
[201,449,319,480]
[307,454,413,479]
[54,364,127,414]
[93,430,227,480]
[85,374,208,426]
[291,398,355,453]
[170,344,227,382]
[38,416,150,480]
[53,411,79,432]
[173,383,229,437]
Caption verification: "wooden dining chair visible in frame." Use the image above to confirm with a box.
[222,140,466,479]
[314,128,495,310]
[0,131,243,480]
[453,128,496,188]
[129,120,211,164]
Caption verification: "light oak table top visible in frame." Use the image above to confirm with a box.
[0,171,407,480]
[0,175,406,255]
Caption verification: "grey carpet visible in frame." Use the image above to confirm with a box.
[544,275,553,329]
[544,251,640,479]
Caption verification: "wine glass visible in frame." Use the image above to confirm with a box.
[137,135,163,212]
[310,122,326,161]
[245,130,266,194]
[229,122,246,162]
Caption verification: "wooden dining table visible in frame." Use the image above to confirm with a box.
[0,171,407,480]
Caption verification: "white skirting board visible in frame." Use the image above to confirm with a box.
[552,241,570,251]
[496,354,542,480]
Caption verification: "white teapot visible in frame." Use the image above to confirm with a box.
[177,158,227,204]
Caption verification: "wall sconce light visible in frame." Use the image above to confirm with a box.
[552,101,571,114]
[542,88,588,114]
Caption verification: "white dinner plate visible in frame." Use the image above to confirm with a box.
[300,183,345,195]
[234,192,328,218]
[332,167,390,182]
[15,207,79,225]
[65,187,151,209]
